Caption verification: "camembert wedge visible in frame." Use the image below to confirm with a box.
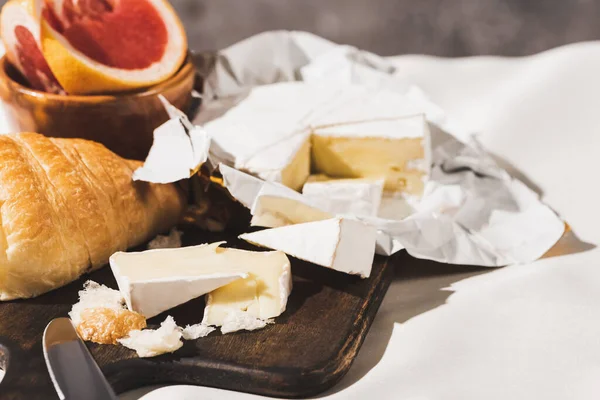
[201,82,431,196]
[251,183,332,228]
[202,248,292,328]
[311,115,430,195]
[110,243,247,318]
[240,217,377,278]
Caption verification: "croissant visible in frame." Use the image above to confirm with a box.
[0,133,187,300]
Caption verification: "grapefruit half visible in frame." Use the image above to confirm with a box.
[37,0,188,94]
[0,0,64,93]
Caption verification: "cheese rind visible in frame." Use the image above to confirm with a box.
[240,217,377,278]
[110,243,248,318]
[203,82,431,195]
[203,84,317,190]
[251,183,332,228]
[302,176,384,216]
[221,165,399,257]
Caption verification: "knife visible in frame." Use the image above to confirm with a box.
[43,318,118,400]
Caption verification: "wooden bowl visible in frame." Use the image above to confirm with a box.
[0,55,196,160]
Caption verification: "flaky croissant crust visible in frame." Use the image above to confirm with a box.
[0,133,186,300]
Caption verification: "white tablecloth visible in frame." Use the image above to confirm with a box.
[112,41,600,399]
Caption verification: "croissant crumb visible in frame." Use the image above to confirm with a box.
[76,307,147,344]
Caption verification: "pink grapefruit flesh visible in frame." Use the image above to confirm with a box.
[38,0,187,94]
[43,0,168,70]
[1,0,64,93]
[14,25,63,91]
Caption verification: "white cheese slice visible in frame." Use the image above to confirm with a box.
[302,176,384,216]
[118,316,183,358]
[202,247,292,327]
[240,217,377,278]
[202,84,317,190]
[251,183,332,228]
[109,243,249,318]
[311,114,431,195]
[221,165,397,257]
[220,164,329,227]
[202,82,431,194]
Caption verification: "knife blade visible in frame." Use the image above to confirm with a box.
[43,318,118,400]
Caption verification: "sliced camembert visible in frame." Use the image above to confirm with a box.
[111,243,292,328]
[311,115,430,195]
[240,217,377,278]
[201,82,431,196]
[202,248,292,328]
[110,243,247,318]
[250,183,332,228]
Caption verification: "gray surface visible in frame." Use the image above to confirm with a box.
[2,0,600,56]
[171,0,600,56]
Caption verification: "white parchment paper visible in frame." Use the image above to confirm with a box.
[196,31,564,267]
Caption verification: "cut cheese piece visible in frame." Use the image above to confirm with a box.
[110,243,248,318]
[251,183,332,228]
[240,217,377,278]
[200,82,431,194]
[219,164,331,228]
[201,85,315,191]
[311,115,430,195]
[221,165,397,257]
[302,176,384,216]
[202,248,292,327]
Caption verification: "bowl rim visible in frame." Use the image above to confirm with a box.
[0,52,195,103]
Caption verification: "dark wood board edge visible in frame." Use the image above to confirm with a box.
[100,256,396,398]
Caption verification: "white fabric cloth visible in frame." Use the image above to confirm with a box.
[120,40,600,400]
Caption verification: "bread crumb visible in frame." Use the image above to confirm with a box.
[221,311,273,334]
[147,229,183,249]
[118,316,183,358]
[76,307,147,344]
[69,281,124,326]
[182,323,215,340]
[70,281,147,344]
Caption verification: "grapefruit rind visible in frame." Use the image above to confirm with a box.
[1,0,64,93]
[38,0,187,94]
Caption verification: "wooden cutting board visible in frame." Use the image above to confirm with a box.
[0,224,399,399]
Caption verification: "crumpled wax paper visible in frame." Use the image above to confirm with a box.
[136,31,564,267]
[132,96,211,184]
[194,31,564,267]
